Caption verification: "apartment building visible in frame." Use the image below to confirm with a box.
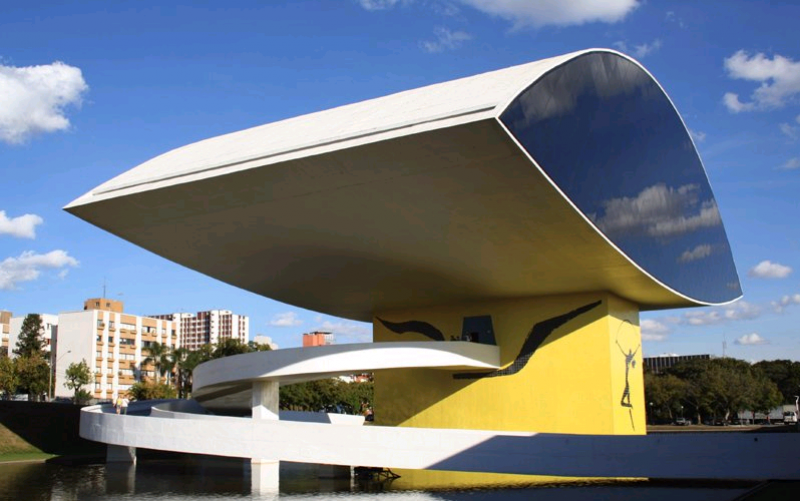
[54,298,179,400]
[1,310,11,355]
[149,310,248,351]
[302,331,334,347]
[9,313,59,356]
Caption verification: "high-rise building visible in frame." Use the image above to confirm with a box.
[302,331,334,347]
[149,310,248,351]
[1,310,11,356]
[55,298,179,400]
[9,313,59,356]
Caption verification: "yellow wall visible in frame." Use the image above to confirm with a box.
[373,292,645,435]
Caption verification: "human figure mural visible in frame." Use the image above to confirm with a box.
[617,338,640,409]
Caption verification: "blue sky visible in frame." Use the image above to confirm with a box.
[1,0,799,358]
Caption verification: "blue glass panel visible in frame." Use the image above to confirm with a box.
[500,52,741,304]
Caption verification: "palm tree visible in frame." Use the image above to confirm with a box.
[142,342,170,384]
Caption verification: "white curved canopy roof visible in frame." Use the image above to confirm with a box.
[66,49,738,320]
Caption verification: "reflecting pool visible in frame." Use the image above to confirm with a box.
[0,456,758,501]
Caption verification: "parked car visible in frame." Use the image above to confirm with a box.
[784,411,798,425]
[673,417,690,426]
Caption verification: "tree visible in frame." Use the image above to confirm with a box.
[14,314,45,358]
[142,342,170,384]
[15,354,49,402]
[645,372,687,422]
[212,338,251,359]
[0,356,19,400]
[753,360,800,404]
[128,380,176,401]
[64,359,93,403]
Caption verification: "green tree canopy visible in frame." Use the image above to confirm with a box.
[64,359,93,403]
[14,314,45,358]
[0,356,19,400]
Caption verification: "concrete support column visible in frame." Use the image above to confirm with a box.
[251,380,280,493]
[252,380,279,420]
[106,444,137,464]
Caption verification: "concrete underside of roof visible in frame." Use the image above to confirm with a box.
[67,118,691,321]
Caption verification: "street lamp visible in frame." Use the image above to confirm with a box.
[49,350,72,401]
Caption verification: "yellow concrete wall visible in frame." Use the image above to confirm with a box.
[373,292,644,435]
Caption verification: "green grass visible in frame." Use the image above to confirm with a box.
[0,451,55,463]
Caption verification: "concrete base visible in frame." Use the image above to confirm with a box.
[251,459,280,493]
[106,444,136,464]
[318,464,352,479]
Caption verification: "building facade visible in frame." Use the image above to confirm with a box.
[1,310,11,356]
[302,331,334,347]
[55,298,179,400]
[643,354,712,374]
[149,310,248,351]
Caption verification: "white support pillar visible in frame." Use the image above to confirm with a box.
[106,444,137,464]
[251,380,280,493]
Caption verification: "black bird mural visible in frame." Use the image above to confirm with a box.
[453,300,602,380]
[376,318,446,342]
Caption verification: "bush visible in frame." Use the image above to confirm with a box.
[128,381,177,401]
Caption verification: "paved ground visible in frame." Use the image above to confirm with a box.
[648,424,797,433]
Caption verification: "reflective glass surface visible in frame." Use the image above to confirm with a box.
[500,52,741,304]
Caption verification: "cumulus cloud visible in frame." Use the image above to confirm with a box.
[269,311,303,327]
[723,50,800,113]
[772,293,800,313]
[683,301,761,326]
[748,260,792,279]
[780,157,800,170]
[0,250,79,290]
[357,0,406,10]
[679,244,712,263]
[779,122,798,140]
[315,320,373,343]
[357,0,640,28]
[457,0,639,28]
[641,319,669,341]
[734,333,768,346]
[420,27,472,53]
[688,129,707,143]
[613,39,662,59]
[0,61,88,144]
[0,210,43,239]
[592,184,721,238]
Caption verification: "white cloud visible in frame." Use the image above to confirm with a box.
[592,183,721,238]
[734,333,768,346]
[771,293,800,313]
[679,244,712,263]
[780,157,800,170]
[779,122,798,140]
[457,0,639,28]
[688,129,707,143]
[357,0,406,10]
[316,320,373,343]
[420,27,472,53]
[683,301,761,326]
[0,61,88,144]
[723,50,800,112]
[641,319,669,341]
[0,210,43,239]
[269,311,303,327]
[748,260,792,279]
[0,250,79,290]
[613,39,662,59]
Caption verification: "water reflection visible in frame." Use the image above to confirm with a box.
[0,458,755,501]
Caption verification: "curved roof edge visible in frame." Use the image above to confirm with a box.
[67,49,599,209]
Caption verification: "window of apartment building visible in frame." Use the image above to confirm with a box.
[96,351,103,358]
[96,334,102,342]
[121,322,135,331]
[109,321,115,330]
[144,326,155,334]
[107,336,114,344]
[119,338,135,346]
[97,319,103,328]
[95,383,101,390]
[119,369,134,376]
[142,340,152,348]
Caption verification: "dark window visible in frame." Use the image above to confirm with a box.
[500,52,741,303]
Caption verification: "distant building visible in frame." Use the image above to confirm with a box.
[643,354,711,374]
[56,298,179,400]
[1,310,11,355]
[302,331,334,347]
[9,313,59,356]
[149,310,249,351]
[253,335,278,350]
